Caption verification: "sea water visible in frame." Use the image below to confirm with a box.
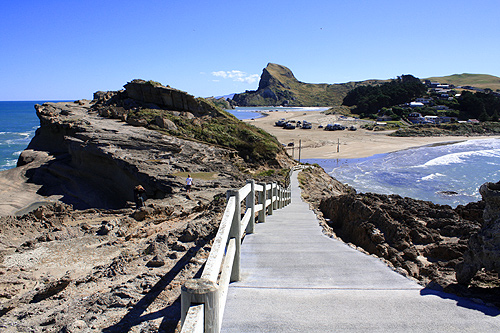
[304,138,500,207]
[0,101,41,170]
[226,106,330,120]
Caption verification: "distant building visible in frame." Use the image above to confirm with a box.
[416,97,432,105]
[426,81,441,88]
[408,112,425,124]
[409,102,424,108]
[424,115,439,123]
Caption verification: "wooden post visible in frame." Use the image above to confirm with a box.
[279,186,283,209]
[273,183,279,209]
[267,183,274,215]
[246,179,255,234]
[258,182,266,223]
[181,278,219,333]
[298,139,301,163]
[227,190,241,282]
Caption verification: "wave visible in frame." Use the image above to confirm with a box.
[0,159,17,169]
[421,173,445,181]
[0,131,34,137]
[422,149,500,167]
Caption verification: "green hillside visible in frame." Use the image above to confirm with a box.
[425,73,500,91]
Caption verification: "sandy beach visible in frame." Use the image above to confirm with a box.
[244,110,500,160]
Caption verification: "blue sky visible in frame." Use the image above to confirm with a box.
[1,0,499,100]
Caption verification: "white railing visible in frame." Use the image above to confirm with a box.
[180,166,304,333]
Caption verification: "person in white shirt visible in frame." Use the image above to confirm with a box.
[186,174,193,194]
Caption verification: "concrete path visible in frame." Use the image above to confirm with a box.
[221,170,500,332]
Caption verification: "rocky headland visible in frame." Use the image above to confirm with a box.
[230,63,383,107]
[0,80,294,332]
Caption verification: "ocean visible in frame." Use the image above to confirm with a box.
[226,106,330,120]
[304,138,500,207]
[1,102,498,207]
[0,101,43,170]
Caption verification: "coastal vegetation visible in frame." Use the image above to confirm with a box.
[340,73,500,129]
[342,75,427,117]
[94,80,284,164]
[128,106,282,163]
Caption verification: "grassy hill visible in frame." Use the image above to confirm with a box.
[231,63,384,107]
[425,73,500,91]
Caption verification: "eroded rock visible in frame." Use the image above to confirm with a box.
[456,181,500,285]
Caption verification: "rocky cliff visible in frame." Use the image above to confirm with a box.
[14,80,289,211]
[231,63,383,107]
[19,101,240,210]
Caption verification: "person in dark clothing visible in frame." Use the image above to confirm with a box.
[133,185,146,208]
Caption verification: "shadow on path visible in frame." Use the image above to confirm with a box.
[420,287,500,317]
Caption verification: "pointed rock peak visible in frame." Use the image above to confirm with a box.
[258,63,298,90]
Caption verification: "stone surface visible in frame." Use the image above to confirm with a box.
[318,192,482,285]
[456,181,500,285]
[18,101,244,211]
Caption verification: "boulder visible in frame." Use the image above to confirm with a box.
[146,254,166,267]
[154,116,178,130]
[456,181,500,285]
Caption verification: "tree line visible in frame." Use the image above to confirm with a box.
[342,75,427,117]
[342,74,500,121]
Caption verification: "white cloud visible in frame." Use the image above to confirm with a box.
[211,70,259,84]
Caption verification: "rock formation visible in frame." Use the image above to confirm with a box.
[18,101,240,210]
[456,181,500,285]
[11,80,288,211]
[231,63,383,107]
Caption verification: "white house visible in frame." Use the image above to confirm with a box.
[409,102,424,108]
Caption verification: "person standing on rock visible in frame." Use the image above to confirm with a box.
[134,185,146,208]
[186,174,193,194]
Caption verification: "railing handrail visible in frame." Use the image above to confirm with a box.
[180,165,305,333]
